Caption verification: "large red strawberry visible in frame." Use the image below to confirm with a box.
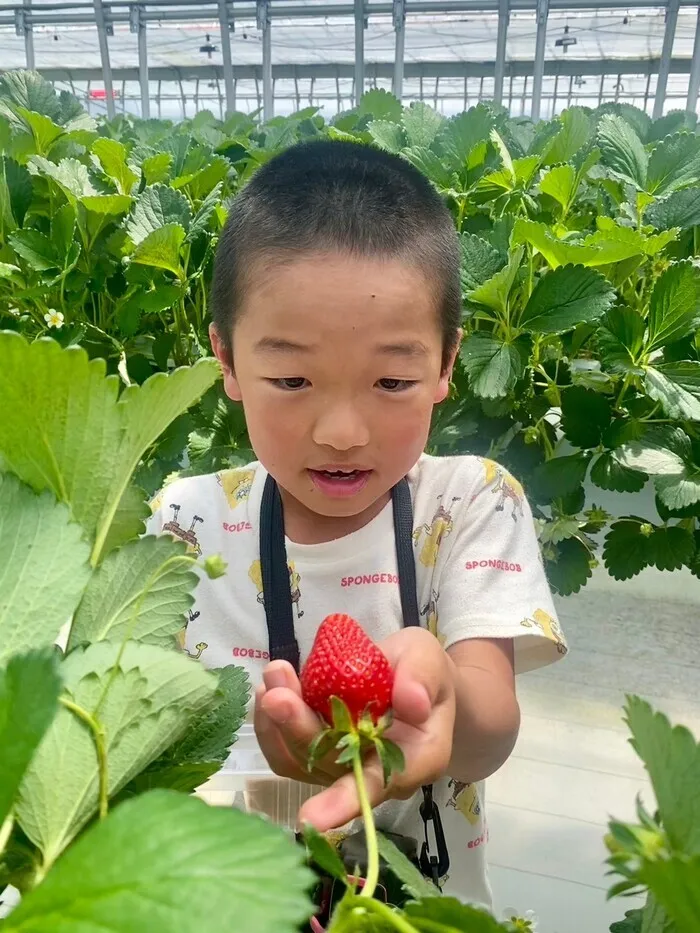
[301,614,394,725]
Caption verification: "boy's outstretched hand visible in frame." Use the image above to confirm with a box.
[254,627,456,831]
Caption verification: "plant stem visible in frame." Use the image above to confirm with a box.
[0,813,13,860]
[60,697,109,820]
[329,895,421,933]
[352,751,379,900]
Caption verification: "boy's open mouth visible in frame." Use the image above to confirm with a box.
[308,468,372,498]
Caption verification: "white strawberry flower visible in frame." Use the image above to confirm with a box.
[44,309,64,329]
[502,907,539,931]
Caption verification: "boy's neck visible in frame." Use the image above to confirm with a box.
[279,487,391,545]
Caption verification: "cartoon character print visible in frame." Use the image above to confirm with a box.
[176,609,209,660]
[480,458,524,522]
[217,469,255,509]
[447,779,482,826]
[149,488,165,515]
[420,589,446,647]
[163,504,204,556]
[413,496,461,568]
[248,559,304,619]
[520,608,567,655]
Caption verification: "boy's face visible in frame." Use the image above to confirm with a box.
[211,253,457,538]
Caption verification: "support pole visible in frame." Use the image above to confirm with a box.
[257,0,273,120]
[392,0,405,100]
[654,0,679,119]
[218,0,235,116]
[686,4,700,112]
[17,0,35,71]
[531,0,548,122]
[130,4,150,119]
[93,0,115,118]
[494,0,509,105]
[354,0,365,106]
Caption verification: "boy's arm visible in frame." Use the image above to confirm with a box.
[446,637,520,784]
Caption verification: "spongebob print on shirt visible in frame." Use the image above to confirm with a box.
[413,496,461,568]
[479,458,524,521]
[248,559,304,619]
[217,469,255,508]
[521,608,567,655]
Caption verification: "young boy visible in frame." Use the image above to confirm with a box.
[148,139,567,909]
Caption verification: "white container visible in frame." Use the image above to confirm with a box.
[195,723,323,830]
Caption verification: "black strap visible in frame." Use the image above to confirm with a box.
[259,473,449,882]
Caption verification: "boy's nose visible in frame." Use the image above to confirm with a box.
[312,403,370,451]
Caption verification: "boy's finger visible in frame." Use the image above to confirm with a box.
[297,756,388,832]
[263,660,302,694]
[254,685,308,781]
[260,687,343,775]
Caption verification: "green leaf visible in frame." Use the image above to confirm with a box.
[434,104,494,172]
[646,132,700,196]
[92,137,139,196]
[646,187,700,231]
[8,228,59,271]
[5,790,313,933]
[513,218,603,269]
[561,386,612,448]
[375,738,405,786]
[640,856,700,933]
[597,114,648,188]
[467,245,523,316]
[520,264,616,334]
[52,203,76,261]
[645,362,700,420]
[142,151,173,185]
[542,107,592,165]
[0,649,61,828]
[598,306,646,374]
[586,219,677,263]
[598,104,652,142]
[0,71,62,124]
[401,101,444,149]
[131,223,186,278]
[401,147,452,189]
[591,452,647,493]
[187,181,223,242]
[126,183,192,245]
[459,333,522,398]
[358,89,402,122]
[625,696,700,853]
[3,157,33,228]
[174,156,230,201]
[16,641,219,863]
[603,520,654,580]
[651,525,695,571]
[405,896,506,932]
[0,333,219,565]
[460,234,505,292]
[540,163,577,213]
[67,534,198,651]
[0,474,91,665]
[28,155,97,202]
[161,665,250,765]
[367,120,406,153]
[618,428,700,510]
[610,909,644,933]
[118,761,220,797]
[546,536,593,596]
[302,823,348,883]
[647,261,700,351]
[530,453,590,502]
[329,696,354,734]
[16,108,64,156]
[376,833,439,900]
[81,194,132,216]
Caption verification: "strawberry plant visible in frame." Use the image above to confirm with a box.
[2,71,700,591]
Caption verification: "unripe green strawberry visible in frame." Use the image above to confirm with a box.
[301,614,394,725]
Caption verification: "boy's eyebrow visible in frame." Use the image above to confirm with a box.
[376,341,429,358]
[254,337,312,353]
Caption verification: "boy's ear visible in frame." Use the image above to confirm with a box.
[209,322,243,402]
[434,328,462,404]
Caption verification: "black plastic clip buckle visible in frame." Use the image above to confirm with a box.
[418,785,449,885]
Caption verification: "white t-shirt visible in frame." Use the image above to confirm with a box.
[148,453,567,909]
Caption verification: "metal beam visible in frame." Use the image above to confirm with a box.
[217,0,235,116]
[19,0,35,70]
[129,4,150,119]
[686,4,700,112]
[494,0,509,104]
[92,0,115,118]
[531,0,548,121]
[654,0,680,119]
[392,0,405,100]
[257,0,272,120]
[354,0,365,106]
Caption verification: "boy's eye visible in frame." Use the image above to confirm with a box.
[271,377,308,390]
[377,378,415,392]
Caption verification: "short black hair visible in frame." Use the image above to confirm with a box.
[210,139,461,368]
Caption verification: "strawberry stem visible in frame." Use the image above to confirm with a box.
[352,750,379,900]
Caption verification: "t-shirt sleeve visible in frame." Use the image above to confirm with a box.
[432,459,567,674]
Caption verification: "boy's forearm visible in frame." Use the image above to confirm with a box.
[445,658,521,783]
